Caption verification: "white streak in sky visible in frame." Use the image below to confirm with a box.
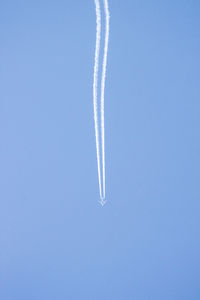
[93,0,110,203]
[101,0,110,200]
[93,0,102,199]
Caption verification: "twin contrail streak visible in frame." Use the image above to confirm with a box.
[93,0,110,204]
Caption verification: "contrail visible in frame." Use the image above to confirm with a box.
[93,0,103,199]
[101,0,110,200]
[93,0,110,204]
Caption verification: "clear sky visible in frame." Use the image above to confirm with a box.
[0,0,200,299]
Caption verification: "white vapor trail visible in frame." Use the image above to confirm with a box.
[93,0,110,202]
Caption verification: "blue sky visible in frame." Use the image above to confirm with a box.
[0,0,200,299]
